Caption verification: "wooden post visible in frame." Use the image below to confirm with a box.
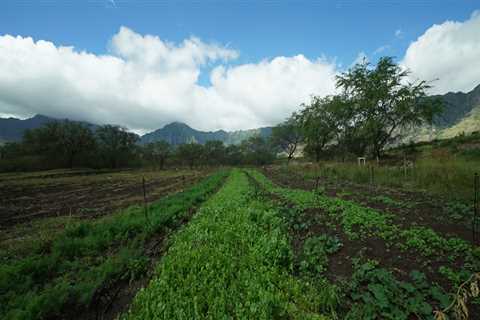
[142,176,150,226]
[370,166,375,188]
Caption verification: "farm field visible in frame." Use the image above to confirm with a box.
[0,168,207,228]
[0,169,227,319]
[1,168,479,319]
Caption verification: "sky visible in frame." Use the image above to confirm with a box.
[0,0,479,134]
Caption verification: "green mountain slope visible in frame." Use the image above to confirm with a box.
[139,122,272,145]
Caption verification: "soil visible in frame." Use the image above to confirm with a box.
[0,169,206,230]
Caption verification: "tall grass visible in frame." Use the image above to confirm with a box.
[298,158,479,202]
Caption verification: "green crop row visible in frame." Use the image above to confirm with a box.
[124,170,333,320]
[0,170,228,320]
[247,170,472,257]
[247,170,480,319]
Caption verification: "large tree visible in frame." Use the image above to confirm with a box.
[336,56,443,158]
[296,96,341,162]
[96,125,138,168]
[270,116,303,164]
[144,141,171,170]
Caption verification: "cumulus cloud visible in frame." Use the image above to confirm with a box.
[401,11,480,94]
[0,27,337,133]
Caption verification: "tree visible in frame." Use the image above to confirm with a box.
[144,141,171,170]
[176,143,204,169]
[203,140,226,166]
[0,142,23,160]
[271,116,302,164]
[336,56,443,158]
[296,96,341,162]
[224,144,243,166]
[240,135,275,165]
[23,121,95,168]
[96,125,139,168]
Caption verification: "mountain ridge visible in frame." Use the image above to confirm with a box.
[1,83,479,145]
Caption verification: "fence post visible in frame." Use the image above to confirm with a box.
[142,176,150,226]
[370,165,375,188]
[474,173,479,243]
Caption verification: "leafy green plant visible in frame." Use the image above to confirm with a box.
[299,235,342,277]
[346,261,449,320]
[124,170,331,320]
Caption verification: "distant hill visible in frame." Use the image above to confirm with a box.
[433,83,480,128]
[1,83,479,145]
[405,83,480,142]
[0,115,272,146]
[0,115,99,144]
[0,115,54,142]
[139,122,272,145]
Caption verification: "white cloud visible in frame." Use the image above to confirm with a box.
[0,27,337,133]
[401,11,480,94]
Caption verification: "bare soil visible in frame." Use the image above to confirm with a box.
[0,169,206,231]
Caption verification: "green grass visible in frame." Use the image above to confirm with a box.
[0,170,228,320]
[124,170,332,320]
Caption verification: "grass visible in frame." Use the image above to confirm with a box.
[0,170,228,320]
[296,158,479,202]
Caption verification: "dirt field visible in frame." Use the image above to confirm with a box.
[0,168,207,232]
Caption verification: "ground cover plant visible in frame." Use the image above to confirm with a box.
[124,170,334,319]
[248,169,480,319]
[0,170,227,320]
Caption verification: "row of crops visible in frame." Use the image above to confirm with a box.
[247,169,480,319]
[2,168,479,319]
[125,169,331,319]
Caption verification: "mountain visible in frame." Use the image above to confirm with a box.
[433,83,480,128]
[0,115,272,146]
[1,83,479,146]
[139,122,272,146]
[404,84,480,142]
[0,115,54,143]
[0,114,99,144]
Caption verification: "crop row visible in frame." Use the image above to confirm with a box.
[124,169,332,320]
[247,169,480,319]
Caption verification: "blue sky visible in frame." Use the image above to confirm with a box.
[0,1,479,132]
[1,1,476,66]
